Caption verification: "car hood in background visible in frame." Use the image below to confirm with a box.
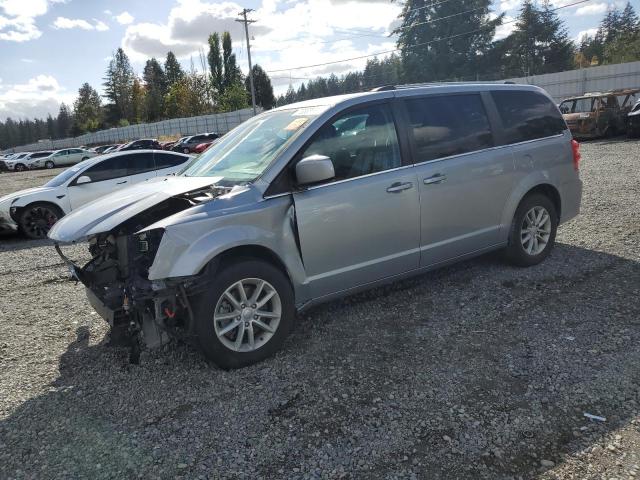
[0,186,57,212]
[48,176,223,243]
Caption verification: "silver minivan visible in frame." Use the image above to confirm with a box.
[50,84,582,368]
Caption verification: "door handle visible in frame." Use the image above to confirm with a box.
[116,180,127,185]
[423,174,447,185]
[386,182,413,193]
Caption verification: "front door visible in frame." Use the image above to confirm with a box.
[400,93,515,266]
[292,102,420,299]
[67,156,130,209]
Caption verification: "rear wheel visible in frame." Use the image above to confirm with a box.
[18,202,64,239]
[505,193,558,267]
[193,259,294,369]
[45,160,54,169]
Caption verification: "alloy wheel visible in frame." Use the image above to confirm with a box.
[213,278,282,352]
[21,205,60,239]
[520,206,551,256]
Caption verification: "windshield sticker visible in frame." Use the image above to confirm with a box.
[284,117,309,131]
[292,106,326,116]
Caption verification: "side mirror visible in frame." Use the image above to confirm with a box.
[75,175,91,185]
[296,155,335,186]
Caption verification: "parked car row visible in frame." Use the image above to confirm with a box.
[0,150,192,237]
[559,88,640,139]
[0,132,222,171]
[0,148,97,172]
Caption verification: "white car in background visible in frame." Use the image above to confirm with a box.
[1,152,30,171]
[0,150,192,238]
[14,151,54,171]
[29,148,97,170]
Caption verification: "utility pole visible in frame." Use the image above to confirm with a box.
[236,8,257,115]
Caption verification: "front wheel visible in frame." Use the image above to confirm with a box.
[44,160,54,169]
[183,147,190,154]
[193,259,295,369]
[14,163,26,172]
[18,202,64,239]
[505,194,558,267]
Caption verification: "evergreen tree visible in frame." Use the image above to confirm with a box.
[56,103,73,139]
[165,51,185,86]
[620,2,639,36]
[396,0,502,82]
[46,114,55,139]
[72,83,102,134]
[207,33,224,94]
[103,48,135,124]
[502,1,574,77]
[245,65,275,110]
[143,58,168,121]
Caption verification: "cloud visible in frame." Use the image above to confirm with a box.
[52,16,109,31]
[115,11,134,25]
[492,14,515,41]
[121,0,398,71]
[576,27,599,42]
[575,2,608,15]
[499,0,520,12]
[94,20,109,31]
[0,74,74,120]
[0,0,64,42]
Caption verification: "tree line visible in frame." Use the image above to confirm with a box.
[2,0,640,149]
[0,31,275,150]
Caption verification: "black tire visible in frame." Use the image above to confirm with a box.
[14,163,26,172]
[193,258,294,369]
[81,156,89,161]
[45,160,54,169]
[18,202,64,239]
[505,193,558,267]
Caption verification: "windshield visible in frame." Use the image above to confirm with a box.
[44,160,91,187]
[180,107,325,182]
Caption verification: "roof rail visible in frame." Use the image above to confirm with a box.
[370,85,396,92]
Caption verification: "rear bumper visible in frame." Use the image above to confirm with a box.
[560,178,582,224]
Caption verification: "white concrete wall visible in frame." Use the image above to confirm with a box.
[506,61,640,102]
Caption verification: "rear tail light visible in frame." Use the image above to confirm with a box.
[571,139,581,171]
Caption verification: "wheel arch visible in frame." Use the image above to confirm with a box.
[500,176,562,242]
[522,183,561,220]
[10,199,65,222]
[216,244,292,282]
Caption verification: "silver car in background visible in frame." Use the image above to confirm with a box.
[49,84,582,368]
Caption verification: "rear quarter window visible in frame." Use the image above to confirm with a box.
[492,90,567,144]
[154,152,188,169]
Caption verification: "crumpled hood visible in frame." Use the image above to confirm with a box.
[48,176,223,242]
[0,187,56,213]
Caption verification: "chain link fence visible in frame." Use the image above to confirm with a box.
[7,108,258,153]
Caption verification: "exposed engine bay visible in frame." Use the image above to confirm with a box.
[55,184,232,362]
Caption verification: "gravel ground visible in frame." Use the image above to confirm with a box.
[0,139,639,480]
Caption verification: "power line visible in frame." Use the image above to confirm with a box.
[265,0,593,74]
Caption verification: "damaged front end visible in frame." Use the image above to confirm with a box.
[54,182,232,362]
